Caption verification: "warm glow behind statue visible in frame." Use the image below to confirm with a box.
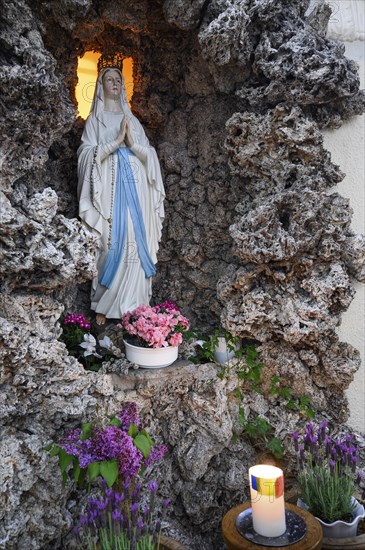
[76,51,134,119]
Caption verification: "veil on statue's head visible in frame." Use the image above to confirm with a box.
[89,52,134,125]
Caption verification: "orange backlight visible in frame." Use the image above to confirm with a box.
[76,52,134,119]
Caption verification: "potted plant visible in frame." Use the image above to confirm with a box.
[119,301,190,368]
[291,421,365,539]
[45,403,185,549]
[59,312,122,371]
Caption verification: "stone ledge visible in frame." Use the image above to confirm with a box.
[110,360,216,390]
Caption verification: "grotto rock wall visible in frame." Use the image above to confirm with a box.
[0,0,364,548]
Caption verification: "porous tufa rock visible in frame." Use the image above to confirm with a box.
[0,0,364,547]
[199,1,252,67]
[0,0,75,192]
[1,185,97,292]
[22,187,58,223]
[163,0,206,30]
[225,105,343,193]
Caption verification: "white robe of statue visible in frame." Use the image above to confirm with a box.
[77,67,165,321]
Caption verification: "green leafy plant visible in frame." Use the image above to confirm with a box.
[239,407,284,460]
[269,376,315,418]
[222,346,316,459]
[189,331,316,463]
[233,345,263,391]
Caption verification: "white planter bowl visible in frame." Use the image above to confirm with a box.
[297,497,365,538]
[124,340,178,369]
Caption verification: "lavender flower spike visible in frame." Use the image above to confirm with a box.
[148,480,158,494]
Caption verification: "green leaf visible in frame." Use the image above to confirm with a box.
[299,396,310,407]
[49,444,62,458]
[140,429,154,446]
[235,388,243,399]
[81,422,92,440]
[305,406,315,419]
[246,346,258,360]
[245,423,257,437]
[73,460,81,482]
[286,398,296,410]
[87,461,101,481]
[109,417,121,427]
[255,418,272,436]
[128,423,139,438]
[42,442,54,452]
[267,437,284,459]
[280,387,292,399]
[239,406,245,425]
[58,449,74,473]
[134,434,151,458]
[100,460,119,488]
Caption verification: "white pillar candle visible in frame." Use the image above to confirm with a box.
[249,464,286,537]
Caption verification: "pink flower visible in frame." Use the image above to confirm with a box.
[169,333,182,347]
[158,300,178,312]
[120,302,190,349]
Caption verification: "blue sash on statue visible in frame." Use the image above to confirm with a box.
[99,147,156,288]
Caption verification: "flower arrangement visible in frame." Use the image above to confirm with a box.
[292,421,365,524]
[59,312,122,371]
[120,301,190,349]
[45,403,170,549]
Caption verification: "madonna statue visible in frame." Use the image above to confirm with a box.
[77,54,165,325]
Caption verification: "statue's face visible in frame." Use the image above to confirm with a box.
[102,69,122,99]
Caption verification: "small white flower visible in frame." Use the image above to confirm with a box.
[195,340,206,348]
[98,335,112,349]
[79,333,102,358]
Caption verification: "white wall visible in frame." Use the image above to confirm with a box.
[318,1,365,433]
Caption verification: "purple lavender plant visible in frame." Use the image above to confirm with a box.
[73,481,170,550]
[292,422,365,523]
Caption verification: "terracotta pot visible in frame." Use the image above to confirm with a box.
[124,340,178,368]
[322,532,365,549]
[158,534,188,549]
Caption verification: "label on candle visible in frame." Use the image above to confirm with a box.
[251,474,284,499]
